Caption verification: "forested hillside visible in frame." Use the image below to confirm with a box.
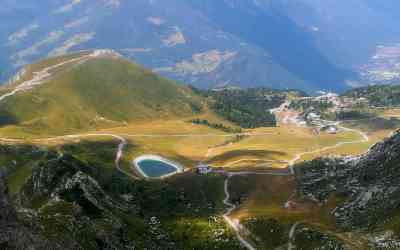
[343,85,400,107]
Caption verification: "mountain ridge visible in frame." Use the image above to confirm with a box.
[0,50,204,137]
[3,0,400,92]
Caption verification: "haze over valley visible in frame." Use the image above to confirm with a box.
[2,0,400,92]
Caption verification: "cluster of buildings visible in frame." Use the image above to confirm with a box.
[307,92,369,112]
[303,110,339,134]
[296,92,371,135]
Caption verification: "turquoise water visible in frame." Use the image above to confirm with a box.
[137,159,178,178]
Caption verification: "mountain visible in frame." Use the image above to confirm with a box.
[2,1,400,92]
[0,50,203,137]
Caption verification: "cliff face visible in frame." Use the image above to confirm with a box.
[20,153,123,211]
[296,130,400,229]
[0,153,140,250]
[18,153,138,250]
[0,172,53,250]
[0,172,18,249]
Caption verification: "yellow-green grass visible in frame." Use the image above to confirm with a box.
[26,118,232,173]
[3,51,92,87]
[206,149,288,169]
[123,136,228,169]
[102,112,230,136]
[228,175,341,229]
[379,108,400,117]
[298,122,397,161]
[105,119,361,170]
[95,120,375,171]
[0,56,204,138]
[299,131,389,161]
[6,117,385,177]
[206,125,361,168]
[103,115,233,165]
[1,112,239,181]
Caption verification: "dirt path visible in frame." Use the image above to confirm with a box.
[214,119,370,250]
[0,132,275,142]
[287,123,369,175]
[108,134,140,180]
[221,158,288,168]
[32,133,139,180]
[288,222,300,250]
[200,141,258,250]
[219,169,293,250]
[0,53,95,102]
[223,174,257,250]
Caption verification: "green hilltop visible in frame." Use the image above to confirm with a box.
[0,52,204,137]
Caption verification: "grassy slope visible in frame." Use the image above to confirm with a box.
[0,56,203,137]
[0,143,49,194]
[4,51,92,89]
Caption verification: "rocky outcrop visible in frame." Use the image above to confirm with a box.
[15,153,136,249]
[21,153,125,212]
[0,171,19,248]
[296,130,400,229]
[0,171,55,250]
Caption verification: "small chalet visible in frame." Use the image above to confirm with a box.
[196,164,213,174]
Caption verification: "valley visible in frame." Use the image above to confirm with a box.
[1,51,400,250]
[2,2,400,249]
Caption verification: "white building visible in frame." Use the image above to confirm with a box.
[323,125,338,134]
[306,112,321,120]
[196,164,213,174]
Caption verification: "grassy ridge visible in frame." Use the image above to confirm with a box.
[0,56,203,137]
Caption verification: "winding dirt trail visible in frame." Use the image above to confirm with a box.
[221,158,289,169]
[288,222,300,250]
[287,123,369,175]
[214,119,370,250]
[0,53,95,102]
[32,133,139,179]
[107,134,140,180]
[223,174,257,250]
[220,169,293,250]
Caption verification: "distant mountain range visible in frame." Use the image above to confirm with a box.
[1,0,400,92]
